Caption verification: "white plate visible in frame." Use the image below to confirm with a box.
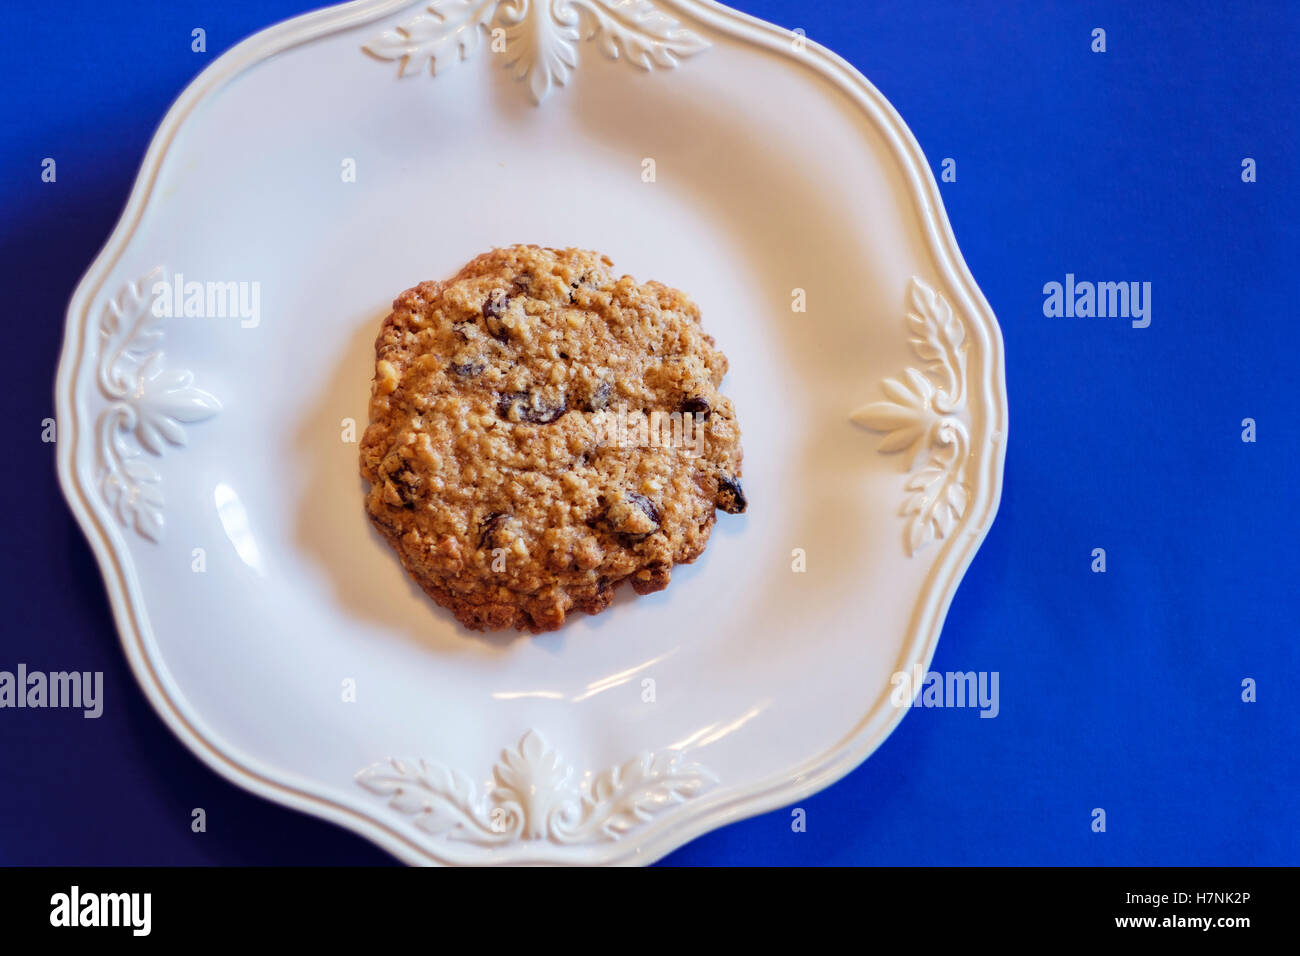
[57,0,1007,865]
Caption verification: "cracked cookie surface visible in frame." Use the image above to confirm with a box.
[360,245,745,633]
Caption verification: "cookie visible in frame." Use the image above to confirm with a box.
[359,245,745,633]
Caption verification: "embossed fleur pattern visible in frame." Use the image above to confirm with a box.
[852,278,971,556]
[364,0,709,104]
[356,730,717,845]
[97,268,221,541]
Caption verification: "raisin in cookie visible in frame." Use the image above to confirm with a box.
[360,245,745,633]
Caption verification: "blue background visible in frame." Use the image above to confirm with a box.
[2,0,1296,865]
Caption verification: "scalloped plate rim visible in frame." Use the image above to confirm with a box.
[54,0,1009,866]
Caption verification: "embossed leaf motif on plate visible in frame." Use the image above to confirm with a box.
[364,0,709,103]
[852,277,972,556]
[356,730,717,845]
[96,268,221,542]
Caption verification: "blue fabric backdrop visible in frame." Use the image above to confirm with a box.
[1,0,1295,864]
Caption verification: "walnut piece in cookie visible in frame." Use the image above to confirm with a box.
[359,244,745,633]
